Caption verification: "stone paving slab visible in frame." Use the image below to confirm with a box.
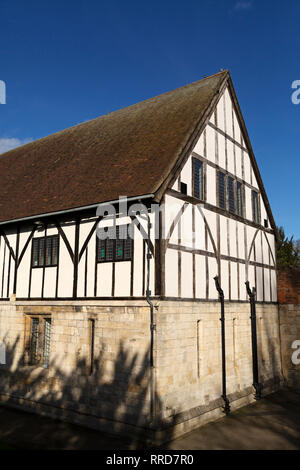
[0,389,299,450]
[168,388,300,450]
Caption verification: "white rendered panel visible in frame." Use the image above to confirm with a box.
[195,254,206,299]
[114,261,131,297]
[220,260,229,299]
[31,269,43,298]
[218,133,226,169]
[165,249,178,297]
[230,262,238,300]
[181,251,193,298]
[43,267,56,298]
[216,94,225,132]
[97,263,113,297]
[206,125,215,164]
[208,257,218,299]
[206,165,216,206]
[193,132,205,156]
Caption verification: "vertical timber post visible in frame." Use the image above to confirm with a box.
[214,275,230,415]
[245,281,262,400]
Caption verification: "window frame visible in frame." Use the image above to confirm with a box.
[227,176,236,214]
[25,315,52,369]
[192,157,205,201]
[96,224,133,264]
[236,181,244,218]
[252,190,260,225]
[217,170,227,210]
[31,235,59,269]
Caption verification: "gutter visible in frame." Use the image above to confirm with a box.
[0,194,155,227]
[145,210,156,422]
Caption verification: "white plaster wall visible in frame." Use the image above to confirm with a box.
[165,249,178,297]
[181,251,193,298]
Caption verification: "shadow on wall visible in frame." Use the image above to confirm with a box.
[0,336,174,448]
[257,309,282,392]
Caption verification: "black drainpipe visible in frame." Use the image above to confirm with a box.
[214,276,230,415]
[146,211,156,421]
[245,281,262,400]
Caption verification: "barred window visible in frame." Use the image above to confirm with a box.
[252,191,260,224]
[30,318,39,365]
[237,181,243,217]
[32,236,59,268]
[228,177,235,214]
[193,158,204,200]
[97,225,133,263]
[218,172,226,209]
[28,316,52,368]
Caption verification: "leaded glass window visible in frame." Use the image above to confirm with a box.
[237,181,243,217]
[218,172,226,209]
[193,158,204,200]
[32,236,59,268]
[228,176,235,214]
[97,225,133,263]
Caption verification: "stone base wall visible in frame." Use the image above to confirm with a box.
[279,304,300,389]
[155,301,282,438]
[0,299,283,444]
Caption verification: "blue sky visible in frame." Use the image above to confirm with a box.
[0,0,299,238]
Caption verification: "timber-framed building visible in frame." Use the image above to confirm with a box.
[0,71,282,443]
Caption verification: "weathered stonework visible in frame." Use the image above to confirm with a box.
[279,304,300,389]
[0,299,283,444]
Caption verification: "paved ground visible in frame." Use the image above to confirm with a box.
[0,388,299,450]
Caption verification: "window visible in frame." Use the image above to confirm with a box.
[228,177,235,214]
[180,182,187,195]
[218,172,226,209]
[97,225,133,263]
[264,219,269,228]
[193,158,204,200]
[32,236,59,268]
[27,316,52,368]
[252,191,260,224]
[237,181,243,217]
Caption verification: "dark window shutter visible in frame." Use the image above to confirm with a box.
[218,172,226,209]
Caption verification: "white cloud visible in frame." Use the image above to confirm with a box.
[234,1,253,10]
[0,137,33,154]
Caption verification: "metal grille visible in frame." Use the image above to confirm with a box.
[228,177,235,214]
[218,172,226,209]
[237,182,243,217]
[42,319,51,368]
[30,318,39,365]
[193,159,203,200]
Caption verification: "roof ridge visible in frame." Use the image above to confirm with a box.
[0,70,229,159]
